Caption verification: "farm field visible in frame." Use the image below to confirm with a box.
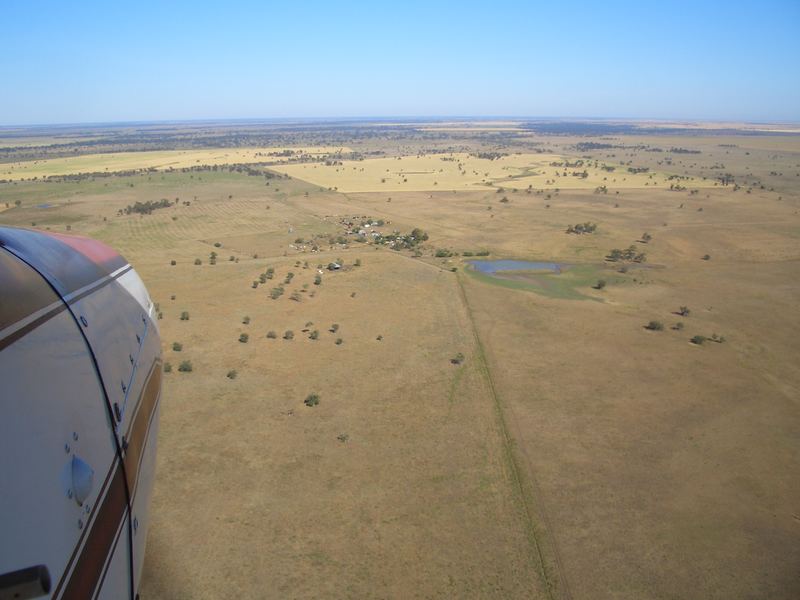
[1,121,798,599]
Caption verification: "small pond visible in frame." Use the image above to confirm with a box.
[467,260,563,274]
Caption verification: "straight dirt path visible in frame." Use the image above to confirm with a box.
[455,272,574,600]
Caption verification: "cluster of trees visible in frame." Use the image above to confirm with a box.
[471,152,507,160]
[607,245,647,263]
[122,198,172,215]
[381,227,428,250]
[566,222,597,235]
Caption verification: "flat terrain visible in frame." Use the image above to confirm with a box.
[270,151,716,193]
[1,120,798,599]
[0,147,350,181]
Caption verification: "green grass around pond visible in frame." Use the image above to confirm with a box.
[464,262,606,301]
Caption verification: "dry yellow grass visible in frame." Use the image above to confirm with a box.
[0,146,351,180]
[1,130,798,599]
[271,152,716,193]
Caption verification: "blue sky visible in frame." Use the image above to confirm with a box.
[1,0,798,125]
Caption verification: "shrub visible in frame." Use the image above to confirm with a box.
[163,362,172,373]
[645,321,664,331]
[242,316,250,325]
[304,393,320,407]
[309,330,319,340]
[702,254,711,261]
[354,258,362,266]
[170,260,176,266]
[171,295,176,300]
[194,258,202,265]
[678,306,691,317]
[229,255,235,261]
[376,334,383,341]
[226,370,237,379]
[252,281,259,289]
[314,275,322,285]
[172,342,182,351]
[335,338,343,345]
[330,324,339,333]
[673,322,685,331]
[595,279,607,290]
[266,330,277,339]
[178,360,193,372]
[214,242,222,248]
[180,311,189,321]
[435,248,452,258]
[451,352,465,365]
[691,335,707,345]
[283,330,294,340]
[239,333,249,343]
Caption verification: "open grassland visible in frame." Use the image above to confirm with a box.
[0,146,351,180]
[270,151,718,193]
[1,127,798,599]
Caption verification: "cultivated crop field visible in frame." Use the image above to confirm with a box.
[1,121,798,599]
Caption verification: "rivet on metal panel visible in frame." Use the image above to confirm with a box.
[67,489,73,499]
[121,381,127,393]
[122,436,129,451]
[136,334,141,344]
[129,354,134,364]
[64,443,70,454]
[79,316,88,327]
[72,432,78,441]
[84,504,91,514]
[113,403,122,422]
[77,519,83,530]
[133,517,138,533]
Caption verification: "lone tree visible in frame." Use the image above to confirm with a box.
[180,311,190,321]
[641,232,653,243]
[451,352,465,365]
[594,279,607,290]
[330,324,340,333]
[678,306,691,317]
[172,342,183,351]
[691,335,707,345]
[283,330,294,340]
[178,360,193,372]
[242,316,251,325]
[239,333,249,343]
[304,393,320,407]
[645,321,664,331]
[226,370,237,380]
[266,331,277,339]
[309,330,319,340]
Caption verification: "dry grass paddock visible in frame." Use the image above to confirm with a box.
[1,128,798,599]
